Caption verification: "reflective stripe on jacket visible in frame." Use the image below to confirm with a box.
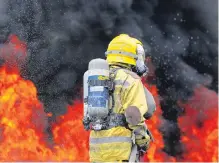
[89,67,148,162]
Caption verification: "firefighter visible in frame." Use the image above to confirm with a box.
[84,34,155,162]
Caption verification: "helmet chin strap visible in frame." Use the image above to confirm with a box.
[136,44,148,77]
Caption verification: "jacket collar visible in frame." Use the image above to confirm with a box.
[109,63,132,71]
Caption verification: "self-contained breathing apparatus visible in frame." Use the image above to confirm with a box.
[83,58,127,131]
[83,55,154,132]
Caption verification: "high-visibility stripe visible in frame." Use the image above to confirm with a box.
[90,136,132,144]
[105,50,137,59]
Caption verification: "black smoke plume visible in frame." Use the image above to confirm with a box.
[0,0,217,157]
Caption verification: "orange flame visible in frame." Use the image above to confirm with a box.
[178,86,218,162]
[0,65,90,161]
[51,102,90,161]
[0,65,51,161]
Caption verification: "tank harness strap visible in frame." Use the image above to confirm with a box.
[107,113,127,129]
[109,68,120,92]
[109,67,121,109]
[106,68,128,129]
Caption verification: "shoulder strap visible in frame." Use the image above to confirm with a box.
[108,68,121,92]
[108,68,121,111]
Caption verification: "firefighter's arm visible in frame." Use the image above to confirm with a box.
[143,87,156,119]
[122,78,151,149]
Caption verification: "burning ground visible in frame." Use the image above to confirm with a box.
[0,0,218,162]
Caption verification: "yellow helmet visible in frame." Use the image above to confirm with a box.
[105,34,143,66]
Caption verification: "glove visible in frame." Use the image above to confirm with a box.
[134,125,151,152]
[135,132,151,152]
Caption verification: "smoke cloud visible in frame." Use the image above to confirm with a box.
[0,0,217,156]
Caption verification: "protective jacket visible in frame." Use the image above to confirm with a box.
[89,65,149,162]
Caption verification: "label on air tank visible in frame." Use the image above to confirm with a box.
[88,75,108,108]
[90,86,104,92]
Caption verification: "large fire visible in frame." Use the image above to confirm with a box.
[0,35,218,162]
[0,65,50,161]
[178,86,218,162]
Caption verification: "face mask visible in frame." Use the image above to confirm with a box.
[136,44,148,77]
